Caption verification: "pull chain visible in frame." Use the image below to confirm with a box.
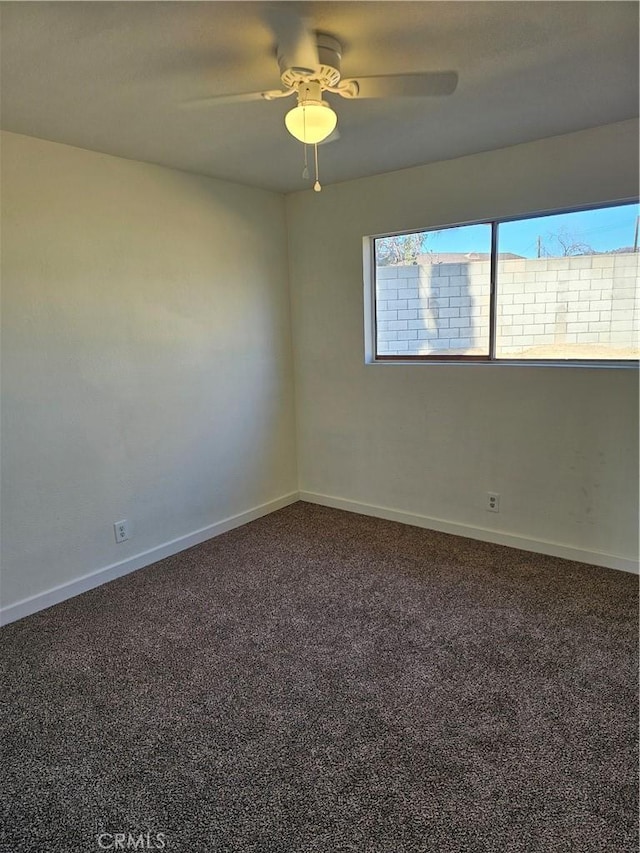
[301,108,310,179]
[313,143,321,192]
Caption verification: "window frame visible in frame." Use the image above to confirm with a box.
[367,198,640,368]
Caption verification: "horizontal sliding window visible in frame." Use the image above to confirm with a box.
[371,201,639,363]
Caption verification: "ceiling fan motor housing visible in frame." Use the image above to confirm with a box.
[279,33,342,89]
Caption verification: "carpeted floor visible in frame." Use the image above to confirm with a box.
[1,501,637,853]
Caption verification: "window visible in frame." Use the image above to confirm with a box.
[371,201,639,363]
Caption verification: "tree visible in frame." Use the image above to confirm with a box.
[375,232,428,265]
[539,226,594,258]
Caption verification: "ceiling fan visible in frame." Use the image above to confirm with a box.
[189,8,458,190]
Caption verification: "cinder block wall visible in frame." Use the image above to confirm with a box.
[376,253,639,355]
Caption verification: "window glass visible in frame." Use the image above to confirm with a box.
[372,201,639,363]
[495,203,639,360]
[374,224,491,357]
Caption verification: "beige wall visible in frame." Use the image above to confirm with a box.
[1,120,638,621]
[1,131,297,610]
[286,120,639,567]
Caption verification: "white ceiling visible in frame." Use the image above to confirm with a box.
[1,1,638,194]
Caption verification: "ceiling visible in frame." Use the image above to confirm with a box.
[1,1,638,194]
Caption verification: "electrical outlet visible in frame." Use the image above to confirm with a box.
[114,520,130,543]
[486,492,500,513]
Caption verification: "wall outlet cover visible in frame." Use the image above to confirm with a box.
[114,520,130,543]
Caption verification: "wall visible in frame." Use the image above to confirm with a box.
[1,131,298,618]
[378,253,639,356]
[376,261,490,355]
[286,120,639,571]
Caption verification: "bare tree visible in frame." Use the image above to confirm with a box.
[540,226,594,257]
[376,233,428,265]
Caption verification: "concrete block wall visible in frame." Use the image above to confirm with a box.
[376,253,639,356]
[376,263,490,354]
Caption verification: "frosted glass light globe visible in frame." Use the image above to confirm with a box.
[285,102,337,144]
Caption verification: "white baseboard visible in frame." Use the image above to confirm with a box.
[299,491,639,575]
[3,488,635,627]
[0,492,300,627]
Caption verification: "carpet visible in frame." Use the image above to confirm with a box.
[1,501,637,852]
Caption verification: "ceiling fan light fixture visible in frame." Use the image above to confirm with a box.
[285,100,337,144]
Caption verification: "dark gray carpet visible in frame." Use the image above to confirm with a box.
[1,501,637,852]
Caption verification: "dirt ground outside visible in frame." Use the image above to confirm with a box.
[413,343,639,360]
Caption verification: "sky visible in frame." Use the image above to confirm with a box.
[415,201,639,259]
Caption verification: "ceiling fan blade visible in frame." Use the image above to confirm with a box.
[183,89,292,108]
[265,6,319,73]
[342,72,458,99]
